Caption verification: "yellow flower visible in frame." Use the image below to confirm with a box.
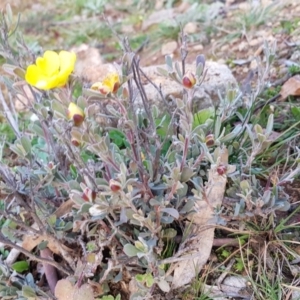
[67,102,85,126]
[25,50,76,90]
[91,73,120,95]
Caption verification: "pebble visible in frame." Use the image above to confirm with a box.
[249,38,262,47]
[250,59,258,70]
[221,44,230,52]
[242,66,249,73]
[192,44,204,51]
[161,41,178,56]
[238,41,248,52]
[184,22,198,34]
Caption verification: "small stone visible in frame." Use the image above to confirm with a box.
[142,9,174,30]
[193,44,204,51]
[184,22,198,34]
[290,50,300,61]
[121,24,134,34]
[238,41,248,52]
[175,1,190,13]
[154,0,164,10]
[278,65,288,77]
[249,38,262,47]
[217,59,226,64]
[239,2,251,10]
[250,59,258,70]
[292,290,300,300]
[221,44,229,52]
[161,41,178,56]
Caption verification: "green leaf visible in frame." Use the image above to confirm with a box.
[48,214,57,226]
[20,136,31,155]
[29,123,44,138]
[22,285,36,298]
[157,278,170,292]
[193,107,214,128]
[156,67,169,77]
[52,99,66,119]
[161,208,179,219]
[134,240,147,252]
[63,221,73,231]
[135,274,145,282]
[180,166,194,182]
[6,4,13,24]
[37,240,48,250]
[291,106,300,121]
[100,295,115,300]
[156,114,171,138]
[109,129,128,148]
[165,55,173,70]
[144,273,154,287]
[123,244,139,257]
[12,261,29,272]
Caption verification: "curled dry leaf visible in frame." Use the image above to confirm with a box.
[55,279,95,300]
[54,279,74,300]
[279,75,300,100]
[172,147,229,288]
[22,223,76,270]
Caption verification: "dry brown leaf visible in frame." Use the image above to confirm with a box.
[280,75,300,100]
[55,280,95,300]
[73,284,95,300]
[55,279,74,300]
[22,223,76,270]
[172,147,229,288]
[54,199,73,218]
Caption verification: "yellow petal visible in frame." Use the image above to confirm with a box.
[25,65,58,90]
[91,82,102,90]
[59,51,76,73]
[56,51,76,87]
[102,73,120,92]
[36,51,60,77]
[25,64,43,86]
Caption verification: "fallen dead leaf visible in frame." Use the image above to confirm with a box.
[280,75,300,100]
[172,147,229,288]
[55,279,74,300]
[54,199,74,218]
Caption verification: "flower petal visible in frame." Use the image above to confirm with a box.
[59,51,76,73]
[25,65,57,90]
[36,51,60,77]
[56,51,76,87]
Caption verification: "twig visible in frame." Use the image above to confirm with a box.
[216,258,235,286]
[0,233,72,275]
[0,87,20,138]
[138,67,173,116]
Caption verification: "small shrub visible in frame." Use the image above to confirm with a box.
[0,4,299,300]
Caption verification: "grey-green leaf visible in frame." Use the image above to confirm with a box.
[123,244,139,257]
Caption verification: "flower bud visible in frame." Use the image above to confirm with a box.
[67,103,85,126]
[182,71,196,89]
[122,87,129,99]
[91,82,110,95]
[205,134,214,147]
[217,164,227,176]
[71,137,81,147]
[82,187,96,202]
[48,161,54,169]
[109,179,122,193]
